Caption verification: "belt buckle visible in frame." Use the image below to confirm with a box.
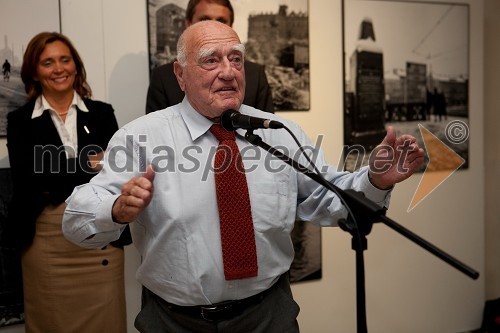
[200,303,234,322]
[201,305,218,322]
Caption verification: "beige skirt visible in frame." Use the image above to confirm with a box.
[22,203,127,333]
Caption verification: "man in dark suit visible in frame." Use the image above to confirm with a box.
[146,0,274,114]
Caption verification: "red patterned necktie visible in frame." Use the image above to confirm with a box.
[210,124,258,280]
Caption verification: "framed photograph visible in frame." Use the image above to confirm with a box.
[147,0,310,111]
[342,0,469,172]
[0,0,62,138]
[147,0,320,282]
[0,0,61,326]
[0,169,22,327]
[290,222,321,283]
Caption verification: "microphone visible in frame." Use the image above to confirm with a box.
[220,109,284,131]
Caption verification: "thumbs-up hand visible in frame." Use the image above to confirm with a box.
[112,165,155,224]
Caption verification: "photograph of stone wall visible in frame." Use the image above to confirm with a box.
[147,0,310,111]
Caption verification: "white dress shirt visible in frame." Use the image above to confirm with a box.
[32,92,89,158]
[63,98,391,306]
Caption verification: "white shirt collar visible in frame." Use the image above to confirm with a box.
[31,92,89,119]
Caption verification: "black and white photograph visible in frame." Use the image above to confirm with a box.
[147,0,310,111]
[147,0,320,283]
[0,0,60,327]
[290,222,321,283]
[0,0,61,138]
[343,0,469,172]
[0,168,22,327]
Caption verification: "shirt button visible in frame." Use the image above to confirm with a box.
[102,259,109,266]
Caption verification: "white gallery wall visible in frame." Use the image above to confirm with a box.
[0,0,486,332]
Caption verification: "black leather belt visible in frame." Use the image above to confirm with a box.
[164,281,277,322]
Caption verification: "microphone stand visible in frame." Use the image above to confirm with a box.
[244,130,479,333]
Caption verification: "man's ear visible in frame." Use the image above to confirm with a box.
[173,61,186,92]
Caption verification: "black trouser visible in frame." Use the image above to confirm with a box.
[135,274,300,333]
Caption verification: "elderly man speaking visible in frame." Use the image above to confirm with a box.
[63,21,424,332]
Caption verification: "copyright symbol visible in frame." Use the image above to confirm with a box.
[445,120,469,144]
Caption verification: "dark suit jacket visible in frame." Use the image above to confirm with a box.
[6,99,130,249]
[146,60,274,114]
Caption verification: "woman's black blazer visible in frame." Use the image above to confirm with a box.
[6,98,130,249]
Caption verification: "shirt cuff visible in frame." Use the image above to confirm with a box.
[95,193,123,230]
[360,170,392,206]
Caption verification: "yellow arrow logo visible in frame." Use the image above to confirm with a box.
[408,124,465,211]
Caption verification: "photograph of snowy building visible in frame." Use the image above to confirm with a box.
[147,0,310,111]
